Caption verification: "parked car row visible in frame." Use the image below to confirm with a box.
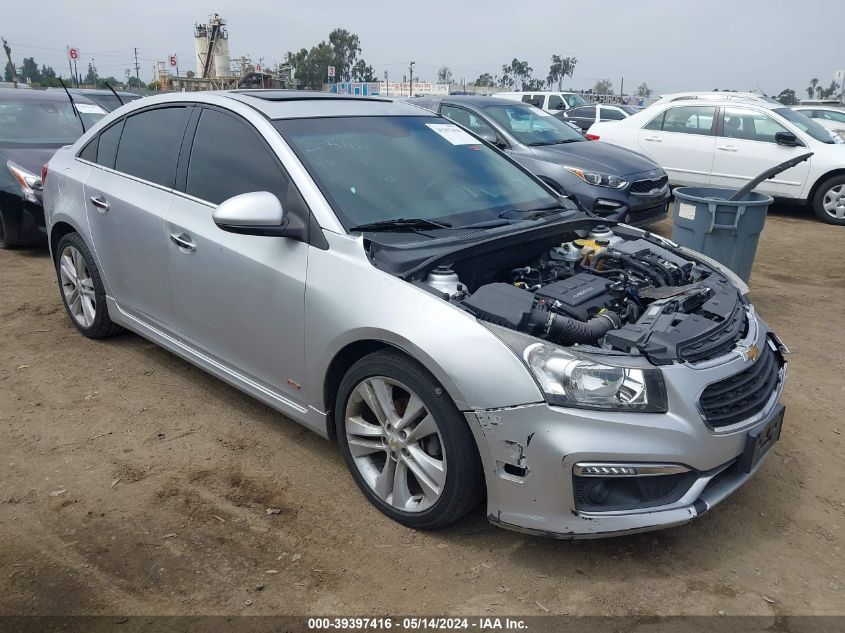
[34,90,787,539]
[406,96,670,225]
[588,97,845,224]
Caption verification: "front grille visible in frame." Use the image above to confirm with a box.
[679,304,747,363]
[699,343,782,428]
[630,175,668,195]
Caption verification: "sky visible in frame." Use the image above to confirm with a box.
[4,0,844,97]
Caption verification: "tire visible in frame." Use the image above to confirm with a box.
[812,175,845,225]
[335,349,484,530]
[0,208,14,250]
[54,232,123,339]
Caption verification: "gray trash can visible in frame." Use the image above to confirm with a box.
[671,187,773,283]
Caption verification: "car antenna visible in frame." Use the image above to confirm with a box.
[58,78,86,133]
[103,81,124,106]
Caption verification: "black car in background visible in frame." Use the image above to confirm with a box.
[406,95,669,225]
[67,88,142,112]
[0,89,106,248]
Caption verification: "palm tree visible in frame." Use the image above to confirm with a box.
[808,78,819,99]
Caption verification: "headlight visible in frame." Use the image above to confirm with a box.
[7,161,42,203]
[486,323,667,412]
[564,165,628,189]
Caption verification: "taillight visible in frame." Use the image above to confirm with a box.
[41,163,49,185]
[585,133,600,141]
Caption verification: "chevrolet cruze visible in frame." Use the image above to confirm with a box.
[42,91,788,537]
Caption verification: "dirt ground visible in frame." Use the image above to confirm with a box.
[1,206,843,617]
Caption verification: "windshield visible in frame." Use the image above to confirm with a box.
[274,116,562,229]
[0,99,105,145]
[564,94,587,108]
[483,104,585,146]
[775,108,835,144]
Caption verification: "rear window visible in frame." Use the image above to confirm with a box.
[114,107,190,187]
[0,99,104,145]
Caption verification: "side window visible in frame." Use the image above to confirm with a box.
[570,106,595,119]
[114,107,190,187]
[722,107,789,143]
[821,110,845,123]
[662,106,715,135]
[600,107,625,121]
[548,95,564,110]
[521,95,534,104]
[186,108,292,206]
[95,120,123,169]
[440,105,497,138]
[643,111,665,130]
[78,137,97,162]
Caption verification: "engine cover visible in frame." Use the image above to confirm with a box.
[535,273,611,321]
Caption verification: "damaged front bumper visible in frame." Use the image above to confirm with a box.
[464,319,787,538]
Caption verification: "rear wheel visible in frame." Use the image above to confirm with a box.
[336,349,484,530]
[55,232,123,339]
[812,175,845,225]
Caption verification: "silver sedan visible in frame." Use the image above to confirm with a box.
[42,91,787,537]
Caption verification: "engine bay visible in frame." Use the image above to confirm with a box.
[415,225,747,365]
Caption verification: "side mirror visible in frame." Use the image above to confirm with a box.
[775,131,802,147]
[212,191,288,236]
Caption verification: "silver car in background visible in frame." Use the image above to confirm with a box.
[42,91,788,537]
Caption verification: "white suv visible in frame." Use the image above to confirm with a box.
[589,98,845,224]
[495,91,587,113]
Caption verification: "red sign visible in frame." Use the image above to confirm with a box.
[68,48,79,60]
[169,55,177,67]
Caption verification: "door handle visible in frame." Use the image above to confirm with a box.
[643,136,662,142]
[169,232,196,253]
[89,196,110,212]
[717,145,739,152]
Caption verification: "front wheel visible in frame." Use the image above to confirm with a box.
[812,175,845,225]
[336,349,484,530]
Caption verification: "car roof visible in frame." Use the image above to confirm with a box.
[658,97,783,111]
[116,89,428,119]
[68,88,141,97]
[499,90,577,95]
[0,87,98,104]
[431,94,536,108]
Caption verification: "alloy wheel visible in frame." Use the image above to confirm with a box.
[344,376,446,513]
[822,184,845,220]
[59,245,96,328]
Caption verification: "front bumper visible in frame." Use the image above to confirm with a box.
[466,315,787,538]
[0,190,47,245]
[564,179,670,227]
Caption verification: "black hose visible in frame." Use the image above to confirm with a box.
[593,251,666,287]
[530,306,621,345]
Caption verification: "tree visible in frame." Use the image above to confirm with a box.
[807,78,819,99]
[328,28,361,81]
[501,58,533,90]
[776,88,798,105]
[593,78,613,96]
[126,76,143,89]
[819,80,841,99]
[4,61,13,82]
[474,73,496,87]
[546,55,577,90]
[84,62,98,86]
[525,78,545,91]
[437,66,452,84]
[637,82,653,98]
[19,57,41,83]
[351,59,375,82]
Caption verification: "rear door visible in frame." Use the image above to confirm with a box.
[566,106,597,132]
[83,105,192,331]
[166,106,310,405]
[636,105,717,185]
[710,106,810,198]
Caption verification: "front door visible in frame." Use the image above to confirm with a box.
[710,106,811,198]
[83,105,192,330]
[166,107,309,404]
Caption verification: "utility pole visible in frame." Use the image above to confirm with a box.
[2,38,18,87]
[67,46,74,87]
[409,61,415,98]
[384,70,388,97]
[620,77,624,102]
[134,47,140,88]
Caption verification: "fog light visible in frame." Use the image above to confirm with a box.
[594,199,623,209]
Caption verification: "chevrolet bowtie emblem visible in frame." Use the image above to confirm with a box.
[745,344,760,363]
